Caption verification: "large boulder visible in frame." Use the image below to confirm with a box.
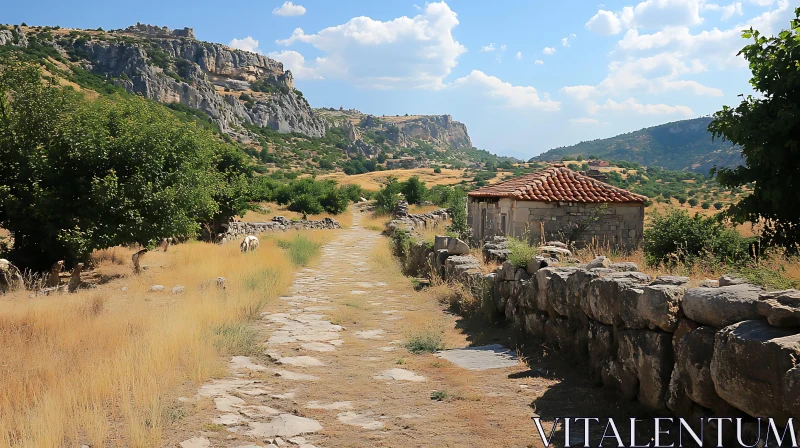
[616,329,674,410]
[711,320,800,420]
[523,311,548,337]
[757,289,800,327]
[434,235,449,251]
[668,326,737,416]
[545,267,579,319]
[568,269,601,325]
[537,245,572,260]
[622,284,685,332]
[444,255,481,283]
[586,272,651,325]
[683,284,764,328]
[446,238,470,255]
[651,275,690,286]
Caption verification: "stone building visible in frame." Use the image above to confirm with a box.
[467,165,646,248]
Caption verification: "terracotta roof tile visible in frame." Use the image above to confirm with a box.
[468,165,647,204]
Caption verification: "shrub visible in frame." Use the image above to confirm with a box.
[701,202,711,209]
[643,209,749,266]
[400,176,428,205]
[445,187,469,240]
[374,176,403,215]
[713,202,723,210]
[507,237,537,268]
[433,167,442,174]
[688,198,699,207]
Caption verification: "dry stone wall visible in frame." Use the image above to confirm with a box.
[219,217,340,243]
[397,235,800,435]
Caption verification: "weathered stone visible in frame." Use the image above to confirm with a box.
[434,344,519,370]
[617,286,646,329]
[526,256,549,275]
[514,268,531,281]
[668,327,735,415]
[616,329,674,410]
[672,317,699,353]
[246,414,322,438]
[149,284,165,292]
[374,368,426,382]
[546,267,579,318]
[544,317,577,352]
[711,320,800,420]
[683,284,764,328]
[587,273,650,325]
[538,245,572,260]
[633,284,685,332]
[651,275,690,286]
[523,311,548,337]
[585,256,611,269]
[434,235,449,251]
[699,279,719,288]
[171,285,185,294]
[719,275,748,287]
[444,255,481,283]
[609,262,638,272]
[501,260,516,281]
[757,289,800,327]
[446,238,470,255]
[571,269,602,323]
[587,321,613,382]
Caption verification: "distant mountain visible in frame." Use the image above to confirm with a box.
[534,117,743,172]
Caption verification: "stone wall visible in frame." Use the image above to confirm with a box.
[218,217,340,243]
[468,198,644,249]
[398,235,800,437]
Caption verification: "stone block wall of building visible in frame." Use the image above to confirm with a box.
[468,198,644,249]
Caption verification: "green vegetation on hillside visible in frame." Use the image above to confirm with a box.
[534,117,742,172]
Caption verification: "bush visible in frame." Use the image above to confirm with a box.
[445,187,469,240]
[507,237,537,268]
[400,176,428,205]
[701,202,711,210]
[374,176,403,215]
[433,167,442,174]
[643,209,750,266]
[404,331,444,354]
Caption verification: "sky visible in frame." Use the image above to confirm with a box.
[2,0,797,159]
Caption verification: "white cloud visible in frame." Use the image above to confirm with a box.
[228,36,261,54]
[535,59,544,64]
[587,98,694,115]
[704,2,743,20]
[453,70,560,110]
[617,0,793,68]
[749,0,774,5]
[561,37,570,47]
[571,33,577,38]
[273,1,306,16]
[516,51,523,60]
[586,10,624,35]
[480,43,496,52]
[571,117,600,124]
[500,44,507,51]
[266,50,323,79]
[586,0,705,36]
[543,46,556,55]
[562,52,722,100]
[275,2,466,89]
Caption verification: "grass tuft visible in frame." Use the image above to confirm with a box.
[277,235,323,267]
[404,331,444,354]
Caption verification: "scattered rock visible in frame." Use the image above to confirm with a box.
[609,262,638,272]
[274,356,325,367]
[537,245,572,260]
[216,276,227,289]
[179,437,211,448]
[230,356,267,371]
[374,368,426,382]
[273,370,320,381]
[355,329,385,339]
[337,411,385,430]
[585,256,611,269]
[149,285,165,292]
[246,414,322,438]
[300,342,337,352]
[719,275,748,287]
[434,344,518,370]
[651,275,690,286]
[757,289,800,327]
[446,238,470,255]
[171,285,185,294]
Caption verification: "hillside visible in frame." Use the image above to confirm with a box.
[534,117,742,172]
[0,23,503,175]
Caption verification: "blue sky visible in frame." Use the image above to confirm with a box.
[2,0,797,159]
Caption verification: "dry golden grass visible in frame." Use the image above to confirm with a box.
[318,168,468,191]
[240,202,354,228]
[358,212,391,232]
[0,229,331,447]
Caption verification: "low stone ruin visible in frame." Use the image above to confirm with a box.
[218,216,341,243]
[385,201,449,235]
[398,235,800,438]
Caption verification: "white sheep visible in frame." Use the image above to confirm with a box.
[240,235,259,253]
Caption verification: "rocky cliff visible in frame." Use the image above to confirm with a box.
[315,108,472,157]
[1,24,326,138]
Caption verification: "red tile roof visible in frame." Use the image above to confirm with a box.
[468,165,647,204]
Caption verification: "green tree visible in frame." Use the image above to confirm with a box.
[688,197,699,207]
[374,176,403,215]
[709,9,800,248]
[445,187,469,240]
[400,176,428,205]
[714,202,724,210]
[0,57,250,269]
[701,202,711,210]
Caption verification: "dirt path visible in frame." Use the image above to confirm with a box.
[169,212,644,448]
